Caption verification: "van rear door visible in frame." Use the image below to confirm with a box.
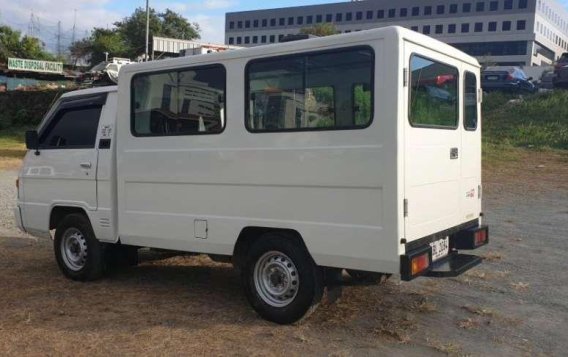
[403,42,463,243]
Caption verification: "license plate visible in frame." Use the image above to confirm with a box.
[430,237,449,261]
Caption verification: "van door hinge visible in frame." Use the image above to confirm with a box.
[403,68,408,87]
[403,199,409,217]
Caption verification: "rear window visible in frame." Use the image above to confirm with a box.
[464,72,478,130]
[409,55,458,128]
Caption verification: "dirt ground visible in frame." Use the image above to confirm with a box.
[0,150,567,356]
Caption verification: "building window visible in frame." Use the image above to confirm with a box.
[262,19,267,27]
[377,10,384,19]
[237,37,242,44]
[423,25,431,34]
[476,2,485,12]
[435,24,443,34]
[245,20,250,28]
[519,0,528,9]
[424,6,432,15]
[252,36,258,44]
[246,47,374,132]
[388,9,395,18]
[502,21,511,31]
[490,1,498,11]
[228,37,234,45]
[517,20,526,30]
[474,22,483,32]
[270,18,276,26]
[437,5,445,14]
[237,21,243,28]
[269,35,275,43]
[278,34,284,42]
[504,0,513,10]
[451,40,528,56]
[450,4,458,13]
[279,18,285,26]
[461,23,470,33]
[316,14,323,23]
[336,13,343,22]
[288,17,294,25]
[463,3,472,12]
[229,21,234,29]
[346,12,352,21]
[244,36,250,44]
[307,15,313,24]
[297,16,304,25]
[356,11,363,20]
[448,24,456,33]
[412,7,420,16]
[488,21,497,31]
[411,26,419,31]
[409,55,458,128]
[253,20,259,28]
[326,14,332,22]
[400,8,408,17]
[261,35,266,43]
[366,10,373,19]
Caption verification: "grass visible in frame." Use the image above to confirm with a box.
[0,127,28,171]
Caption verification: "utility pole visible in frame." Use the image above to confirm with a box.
[72,9,77,44]
[145,0,150,61]
[56,21,61,57]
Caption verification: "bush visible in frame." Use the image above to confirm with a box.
[0,90,70,129]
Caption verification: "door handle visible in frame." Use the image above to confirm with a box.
[80,162,92,169]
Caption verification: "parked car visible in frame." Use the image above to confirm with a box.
[481,67,537,93]
[553,53,568,89]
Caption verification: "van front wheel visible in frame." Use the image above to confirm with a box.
[54,213,104,281]
[242,233,323,324]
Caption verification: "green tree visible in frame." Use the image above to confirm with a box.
[70,7,201,65]
[0,25,55,63]
[299,23,339,37]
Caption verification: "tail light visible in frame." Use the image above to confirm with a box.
[411,253,430,276]
[401,246,432,281]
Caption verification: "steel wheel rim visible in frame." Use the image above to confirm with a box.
[253,251,299,307]
[60,228,88,271]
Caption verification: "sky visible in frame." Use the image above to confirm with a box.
[1,0,568,54]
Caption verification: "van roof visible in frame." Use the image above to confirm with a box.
[120,26,480,78]
[60,85,117,98]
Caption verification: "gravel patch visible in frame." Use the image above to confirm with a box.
[0,169,29,238]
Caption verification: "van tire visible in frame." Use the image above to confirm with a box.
[54,213,104,281]
[346,269,390,284]
[242,232,323,324]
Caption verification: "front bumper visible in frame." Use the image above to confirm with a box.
[401,222,488,281]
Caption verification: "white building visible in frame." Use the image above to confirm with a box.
[225,0,568,66]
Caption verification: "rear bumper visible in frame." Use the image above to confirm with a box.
[400,222,488,281]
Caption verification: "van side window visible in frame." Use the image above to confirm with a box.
[464,72,478,130]
[39,106,102,149]
[409,55,458,128]
[246,46,374,132]
[131,64,226,136]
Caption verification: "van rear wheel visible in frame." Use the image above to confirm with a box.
[242,232,323,324]
[54,213,104,281]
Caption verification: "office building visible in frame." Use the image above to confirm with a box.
[225,0,568,66]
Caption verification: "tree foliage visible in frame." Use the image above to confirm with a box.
[69,7,200,65]
[299,23,339,37]
[0,25,55,63]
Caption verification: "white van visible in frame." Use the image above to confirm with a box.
[15,27,488,324]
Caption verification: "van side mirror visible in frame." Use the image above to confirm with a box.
[25,130,39,155]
